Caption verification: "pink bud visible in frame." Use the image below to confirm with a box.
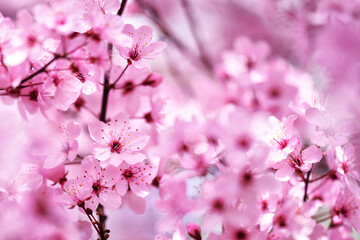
[185,222,201,240]
[142,73,163,87]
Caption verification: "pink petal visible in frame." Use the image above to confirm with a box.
[130,180,150,198]
[109,152,123,166]
[122,24,136,37]
[302,145,322,164]
[134,25,153,49]
[92,142,111,161]
[41,164,65,183]
[101,165,120,187]
[99,189,122,209]
[257,174,280,193]
[142,41,167,60]
[66,122,81,140]
[115,178,129,196]
[67,141,78,161]
[123,191,147,214]
[121,152,146,164]
[283,114,297,136]
[132,60,150,70]
[305,107,322,126]
[89,121,106,141]
[44,152,66,169]
[125,131,150,151]
[329,134,348,146]
[85,195,100,212]
[82,156,102,182]
[310,131,328,146]
[275,167,294,181]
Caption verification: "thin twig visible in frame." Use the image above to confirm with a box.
[309,170,335,183]
[303,169,312,202]
[180,0,213,71]
[111,63,130,87]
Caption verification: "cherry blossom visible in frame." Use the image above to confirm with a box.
[115,160,157,197]
[60,179,92,209]
[0,0,360,239]
[89,112,150,166]
[305,107,356,146]
[116,24,166,70]
[332,188,360,232]
[44,121,81,169]
[77,156,121,211]
[271,145,323,181]
[266,114,300,161]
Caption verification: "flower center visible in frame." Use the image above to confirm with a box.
[29,90,39,101]
[111,141,122,154]
[123,169,133,179]
[212,199,225,212]
[273,138,288,150]
[129,47,141,61]
[274,214,287,227]
[237,136,251,150]
[144,112,154,123]
[92,182,102,195]
[235,229,247,239]
[269,86,281,98]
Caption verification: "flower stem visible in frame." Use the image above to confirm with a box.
[81,206,101,236]
[303,169,312,202]
[111,63,130,88]
[309,170,335,183]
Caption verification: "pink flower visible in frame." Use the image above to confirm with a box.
[334,144,360,198]
[33,0,83,34]
[44,121,81,169]
[253,61,298,116]
[271,145,323,181]
[332,188,360,232]
[89,112,150,166]
[60,179,92,209]
[305,107,356,146]
[45,69,84,111]
[116,24,166,70]
[115,160,157,197]
[200,176,242,231]
[154,177,198,232]
[222,36,270,79]
[261,198,316,238]
[142,97,166,144]
[266,114,300,161]
[79,156,122,211]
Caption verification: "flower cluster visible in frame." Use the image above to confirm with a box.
[0,0,360,240]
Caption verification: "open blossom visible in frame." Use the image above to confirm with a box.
[60,179,92,209]
[116,24,166,70]
[221,36,270,82]
[305,107,356,146]
[89,113,150,166]
[78,156,121,211]
[332,188,360,232]
[266,114,300,161]
[271,145,323,181]
[334,144,360,198]
[115,160,157,198]
[44,121,81,169]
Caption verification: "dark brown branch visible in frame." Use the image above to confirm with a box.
[96,1,129,239]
